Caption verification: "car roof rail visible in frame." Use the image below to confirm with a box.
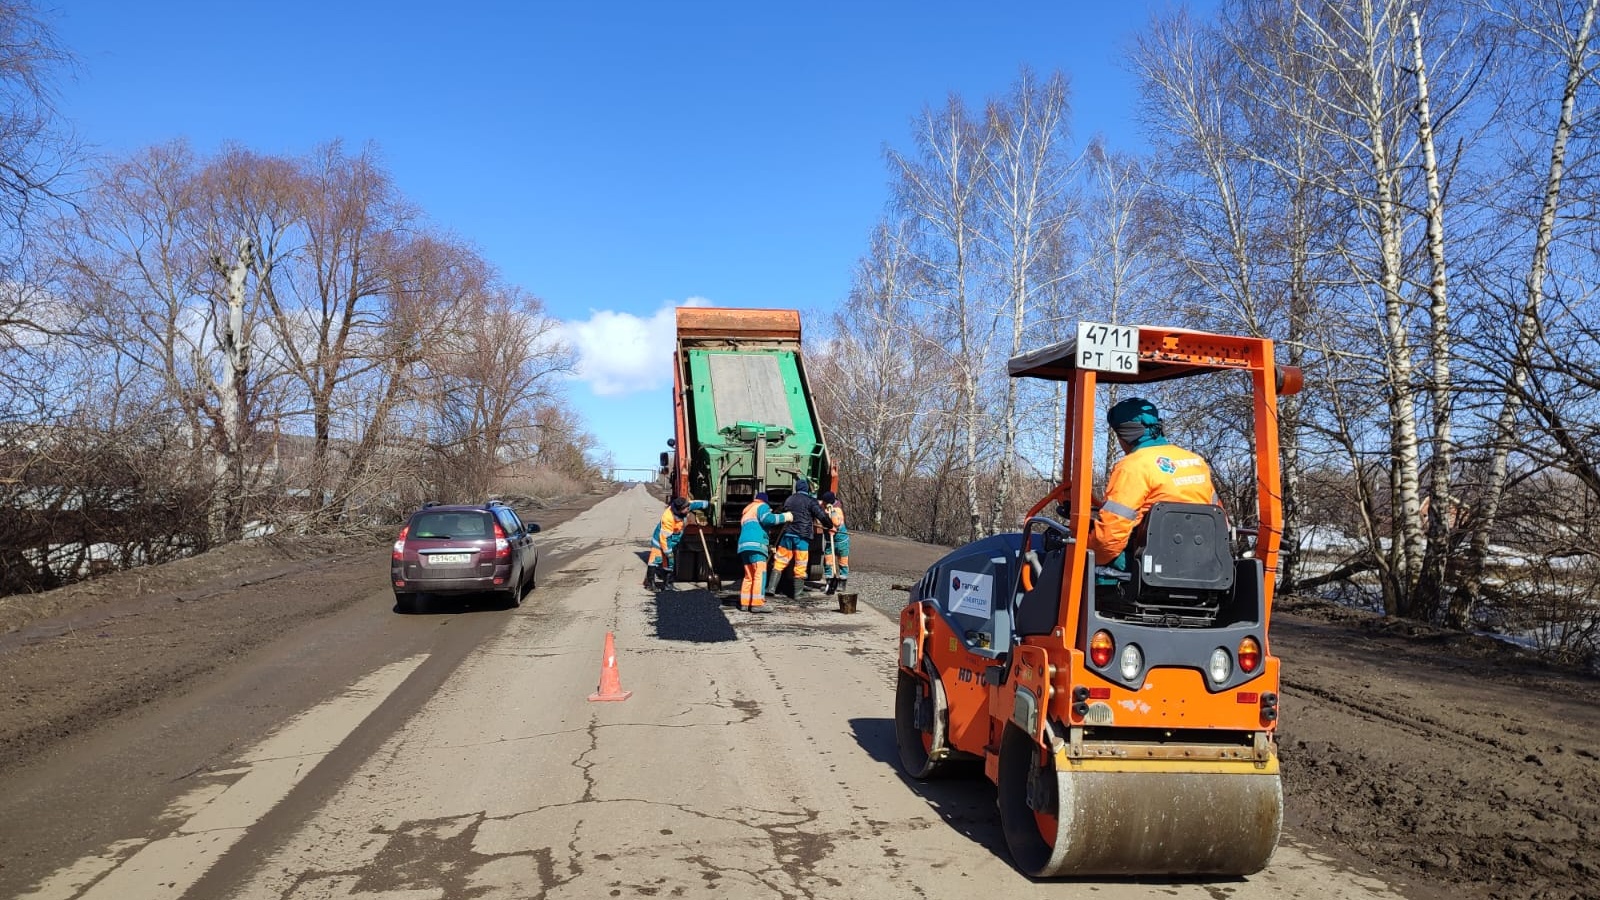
[486,499,505,508]
[422,500,441,508]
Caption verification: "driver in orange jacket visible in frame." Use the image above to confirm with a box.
[1088,397,1220,580]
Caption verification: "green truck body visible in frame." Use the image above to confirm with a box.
[665,307,835,581]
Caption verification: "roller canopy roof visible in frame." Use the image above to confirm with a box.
[1007,326,1273,384]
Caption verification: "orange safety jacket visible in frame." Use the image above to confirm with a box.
[651,502,705,551]
[658,506,684,539]
[1088,442,1219,561]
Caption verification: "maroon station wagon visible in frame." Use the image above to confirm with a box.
[390,501,540,613]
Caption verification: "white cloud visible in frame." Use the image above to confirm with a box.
[562,297,712,396]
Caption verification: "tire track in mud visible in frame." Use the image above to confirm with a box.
[1280,675,1522,754]
[1272,620,1600,900]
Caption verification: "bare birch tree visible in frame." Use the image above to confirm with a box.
[1408,10,1460,617]
[815,220,940,530]
[1135,4,1329,584]
[979,67,1076,534]
[1245,0,1429,615]
[1456,0,1600,625]
[890,95,995,542]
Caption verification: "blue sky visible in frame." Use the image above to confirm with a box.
[54,0,1202,471]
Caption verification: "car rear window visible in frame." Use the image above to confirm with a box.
[410,511,492,539]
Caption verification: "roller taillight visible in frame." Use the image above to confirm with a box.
[1089,631,1114,667]
[1238,637,1261,674]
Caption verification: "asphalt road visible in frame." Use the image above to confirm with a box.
[9,486,1410,900]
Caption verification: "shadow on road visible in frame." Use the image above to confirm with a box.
[848,716,1253,889]
[394,593,519,615]
[847,717,1011,866]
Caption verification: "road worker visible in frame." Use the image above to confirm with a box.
[737,492,792,612]
[644,495,709,590]
[820,490,850,596]
[768,479,829,599]
[1088,397,1219,584]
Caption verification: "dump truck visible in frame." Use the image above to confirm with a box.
[661,307,836,586]
[895,323,1301,877]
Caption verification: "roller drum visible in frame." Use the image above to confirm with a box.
[998,728,1282,876]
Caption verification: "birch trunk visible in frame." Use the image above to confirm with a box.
[211,235,252,544]
[1410,10,1455,621]
[1362,1,1425,616]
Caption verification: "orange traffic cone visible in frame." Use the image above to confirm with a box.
[587,631,633,702]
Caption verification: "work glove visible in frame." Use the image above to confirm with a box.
[781,513,794,522]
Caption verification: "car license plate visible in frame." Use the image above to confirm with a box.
[429,553,472,564]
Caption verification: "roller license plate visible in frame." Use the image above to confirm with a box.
[428,553,472,564]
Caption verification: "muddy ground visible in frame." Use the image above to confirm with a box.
[2,514,1596,900]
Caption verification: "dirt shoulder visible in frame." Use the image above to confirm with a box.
[0,492,610,778]
[1271,596,1600,900]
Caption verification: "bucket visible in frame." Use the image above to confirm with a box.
[837,592,858,614]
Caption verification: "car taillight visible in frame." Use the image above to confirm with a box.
[1238,637,1261,673]
[392,525,408,561]
[1090,631,1114,667]
[494,521,510,561]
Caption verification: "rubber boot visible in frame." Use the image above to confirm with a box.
[834,577,846,597]
[789,576,802,601]
[660,567,675,590]
[825,577,839,596]
[643,565,657,589]
[765,571,780,597]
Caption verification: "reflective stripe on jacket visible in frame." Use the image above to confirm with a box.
[738,501,786,555]
[824,503,847,535]
[1088,443,1218,561]
[652,500,708,550]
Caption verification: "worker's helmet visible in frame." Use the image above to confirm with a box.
[821,490,837,504]
[795,479,811,494]
[1107,397,1164,444]
[670,496,689,514]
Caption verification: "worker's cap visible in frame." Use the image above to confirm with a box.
[754,492,769,503]
[669,496,689,513]
[821,490,837,503]
[794,479,810,494]
[1107,397,1162,428]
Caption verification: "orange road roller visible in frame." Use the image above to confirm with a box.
[895,324,1301,876]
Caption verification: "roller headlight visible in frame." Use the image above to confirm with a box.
[1119,644,1144,681]
[1208,648,1233,684]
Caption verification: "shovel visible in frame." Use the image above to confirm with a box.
[697,528,722,592]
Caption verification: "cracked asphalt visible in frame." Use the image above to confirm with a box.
[6,486,1421,899]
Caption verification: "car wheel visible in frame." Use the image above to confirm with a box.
[394,592,416,614]
[527,560,537,591]
[503,574,523,610]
